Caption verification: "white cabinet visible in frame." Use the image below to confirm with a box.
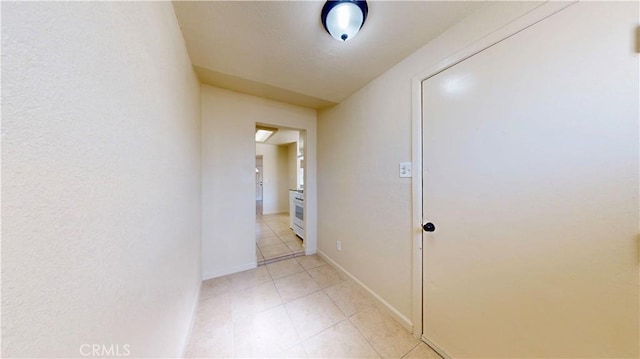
[289,190,296,229]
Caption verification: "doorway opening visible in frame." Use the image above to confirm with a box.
[255,125,306,265]
[255,155,263,216]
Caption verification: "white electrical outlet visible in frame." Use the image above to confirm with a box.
[399,162,412,178]
[337,240,342,252]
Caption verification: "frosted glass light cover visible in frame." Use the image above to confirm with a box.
[255,129,273,142]
[324,2,364,42]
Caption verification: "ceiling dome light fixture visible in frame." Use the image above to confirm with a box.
[321,0,368,42]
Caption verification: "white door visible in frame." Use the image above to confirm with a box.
[422,3,638,358]
[256,156,263,216]
[255,165,263,201]
[256,156,263,201]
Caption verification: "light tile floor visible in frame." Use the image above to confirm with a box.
[186,255,442,358]
[256,213,305,264]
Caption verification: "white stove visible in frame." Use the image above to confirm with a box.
[292,192,304,240]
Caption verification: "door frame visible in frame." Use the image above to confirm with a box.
[254,123,316,255]
[409,2,575,357]
[255,155,263,214]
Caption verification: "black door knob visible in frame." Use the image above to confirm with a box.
[423,222,436,232]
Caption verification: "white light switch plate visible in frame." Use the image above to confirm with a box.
[399,162,412,178]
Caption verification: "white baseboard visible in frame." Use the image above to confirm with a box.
[304,244,317,256]
[179,279,201,358]
[261,210,289,216]
[422,335,451,359]
[316,250,413,332]
[202,261,257,280]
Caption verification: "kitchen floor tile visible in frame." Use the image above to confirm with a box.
[260,243,293,259]
[266,258,305,279]
[196,293,232,325]
[285,290,345,339]
[233,305,300,358]
[200,276,231,300]
[228,266,272,292]
[186,252,441,359]
[274,272,320,303]
[279,233,300,243]
[307,264,345,289]
[303,319,379,358]
[269,344,309,358]
[185,321,233,358]
[284,239,304,252]
[296,254,326,270]
[324,280,376,317]
[257,230,279,240]
[349,306,419,358]
[276,228,295,236]
[402,342,442,359]
[231,282,282,321]
[265,221,290,231]
[257,235,283,247]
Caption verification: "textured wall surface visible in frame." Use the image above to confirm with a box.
[201,85,316,279]
[256,143,289,215]
[1,2,201,357]
[317,2,545,325]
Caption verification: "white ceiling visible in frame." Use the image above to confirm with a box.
[262,129,299,145]
[173,1,484,109]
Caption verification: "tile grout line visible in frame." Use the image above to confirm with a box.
[195,254,409,359]
[276,271,309,359]
[308,257,387,359]
[256,213,306,263]
[344,303,385,358]
[316,275,384,359]
[298,258,387,358]
[401,341,423,359]
[265,269,291,330]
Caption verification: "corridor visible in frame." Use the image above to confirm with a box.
[186,255,441,358]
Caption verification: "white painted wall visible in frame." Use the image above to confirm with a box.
[256,143,289,215]
[202,86,316,279]
[1,2,201,358]
[317,2,554,326]
[276,145,290,212]
[288,142,298,189]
